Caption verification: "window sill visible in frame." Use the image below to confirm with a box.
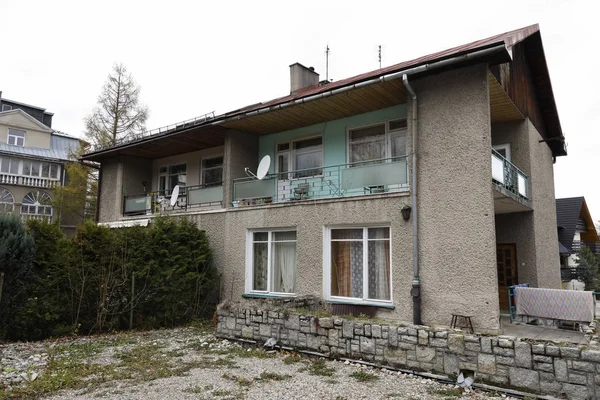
[326,299,395,310]
[242,293,296,300]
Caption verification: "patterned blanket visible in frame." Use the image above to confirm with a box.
[514,287,595,322]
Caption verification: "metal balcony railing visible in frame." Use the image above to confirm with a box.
[232,156,408,206]
[123,183,224,216]
[571,240,600,255]
[0,174,61,188]
[491,149,529,199]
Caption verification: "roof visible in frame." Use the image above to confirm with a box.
[82,23,565,161]
[556,197,599,251]
[0,109,53,132]
[1,98,54,115]
[558,241,570,254]
[0,132,81,162]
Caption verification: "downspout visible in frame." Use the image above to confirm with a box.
[402,74,421,326]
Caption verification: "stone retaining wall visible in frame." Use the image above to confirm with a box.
[216,300,600,399]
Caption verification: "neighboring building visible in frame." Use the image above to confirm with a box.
[82,24,566,332]
[556,196,600,287]
[0,92,82,234]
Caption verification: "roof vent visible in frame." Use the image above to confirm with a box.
[290,63,319,94]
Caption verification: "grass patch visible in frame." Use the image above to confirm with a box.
[428,387,463,398]
[221,372,253,387]
[213,389,234,397]
[213,346,274,359]
[257,371,291,381]
[282,354,303,364]
[349,369,379,382]
[299,359,335,377]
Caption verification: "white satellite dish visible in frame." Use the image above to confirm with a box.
[170,185,180,207]
[244,155,271,180]
[256,155,271,180]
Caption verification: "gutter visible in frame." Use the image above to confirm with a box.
[81,43,508,161]
[402,74,421,326]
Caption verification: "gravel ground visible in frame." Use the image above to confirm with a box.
[1,325,519,400]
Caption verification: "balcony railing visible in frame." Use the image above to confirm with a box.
[123,183,224,216]
[20,214,52,223]
[570,240,600,255]
[491,149,529,199]
[232,156,408,206]
[0,174,61,188]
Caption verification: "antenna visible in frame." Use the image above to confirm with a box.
[325,45,330,81]
[378,45,382,68]
[170,185,180,207]
[245,155,271,180]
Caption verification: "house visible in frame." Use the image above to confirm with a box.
[0,92,83,234]
[556,196,600,288]
[81,24,565,332]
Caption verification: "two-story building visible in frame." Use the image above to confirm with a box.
[82,24,566,332]
[0,93,82,234]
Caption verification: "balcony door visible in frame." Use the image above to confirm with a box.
[496,244,517,312]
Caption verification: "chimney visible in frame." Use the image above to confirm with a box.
[290,63,319,94]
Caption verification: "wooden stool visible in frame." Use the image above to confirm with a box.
[451,314,474,333]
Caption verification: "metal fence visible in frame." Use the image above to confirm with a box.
[491,149,529,199]
[123,183,223,216]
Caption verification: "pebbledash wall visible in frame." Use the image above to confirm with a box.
[216,299,600,399]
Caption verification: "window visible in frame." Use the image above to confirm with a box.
[277,137,323,179]
[8,129,25,146]
[0,187,14,213]
[21,161,60,179]
[0,157,19,175]
[348,119,407,164]
[158,164,186,195]
[21,191,52,217]
[327,226,391,303]
[493,144,511,161]
[247,230,297,294]
[2,105,12,112]
[201,156,223,186]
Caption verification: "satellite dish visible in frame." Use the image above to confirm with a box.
[170,185,180,207]
[244,155,271,180]
[256,155,271,180]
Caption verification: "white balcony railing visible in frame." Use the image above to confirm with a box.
[0,174,61,188]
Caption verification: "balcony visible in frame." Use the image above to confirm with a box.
[232,156,408,206]
[123,183,224,216]
[570,240,600,255]
[0,174,61,189]
[491,150,530,213]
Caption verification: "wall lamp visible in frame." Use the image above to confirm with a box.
[401,205,412,221]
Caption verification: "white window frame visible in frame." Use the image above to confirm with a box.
[346,118,407,164]
[2,105,13,112]
[200,156,224,186]
[21,160,61,180]
[21,191,53,217]
[492,143,511,162]
[8,129,25,147]
[245,228,298,296]
[157,163,187,195]
[276,135,323,179]
[0,156,20,175]
[323,225,393,306]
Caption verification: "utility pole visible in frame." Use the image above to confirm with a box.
[326,45,330,81]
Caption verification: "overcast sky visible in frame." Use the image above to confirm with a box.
[1,0,598,219]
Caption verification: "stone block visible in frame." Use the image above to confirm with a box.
[533,354,553,364]
[342,321,354,338]
[444,354,459,376]
[477,353,496,374]
[429,338,447,347]
[241,326,253,338]
[407,328,418,336]
[480,337,492,354]
[458,361,477,371]
[496,356,515,366]
[399,342,416,350]
[372,325,382,338]
[416,346,436,363]
[545,345,560,356]
[284,315,300,330]
[493,347,515,357]
[465,342,480,352]
[388,326,398,347]
[418,330,428,346]
[334,318,343,326]
[360,336,375,355]
[514,341,532,368]
[540,380,563,395]
[364,324,371,337]
[319,318,333,329]
[226,317,236,330]
[562,383,589,400]
[398,327,408,335]
[434,330,448,339]
[401,335,418,344]
[554,358,568,382]
[571,361,595,372]
[539,371,556,382]
[448,334,465,354]
[496,365,509,377]
[489,375,509,385]
[328,329,339,347]
[498,338,513,348]
[581,349,600,363]
[560,347,580,359]
[532,344,546,354]
[509,367,539,392]
[464,335,480,343]
[534,362,554,373]
[568,372,587,385]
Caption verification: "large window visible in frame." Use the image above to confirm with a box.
[8,129,25,146]
[0,187,14,213]
[158,164,187,195]
[348,119,406,164]
[201,156,223,187]
[22,160,60,179]
[247,230,297,294]
[2,105,13,112]
[21,191,52,217]
[327,226,391,303]
[0,156,19,175]
[277,136,323,179]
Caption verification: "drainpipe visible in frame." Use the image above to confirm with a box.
[402,74,421,326]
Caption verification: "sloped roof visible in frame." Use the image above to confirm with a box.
[0,132,81,162]
[556,197,598,251]
[0,108,53,132]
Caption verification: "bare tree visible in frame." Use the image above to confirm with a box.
[85,63,149,148]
